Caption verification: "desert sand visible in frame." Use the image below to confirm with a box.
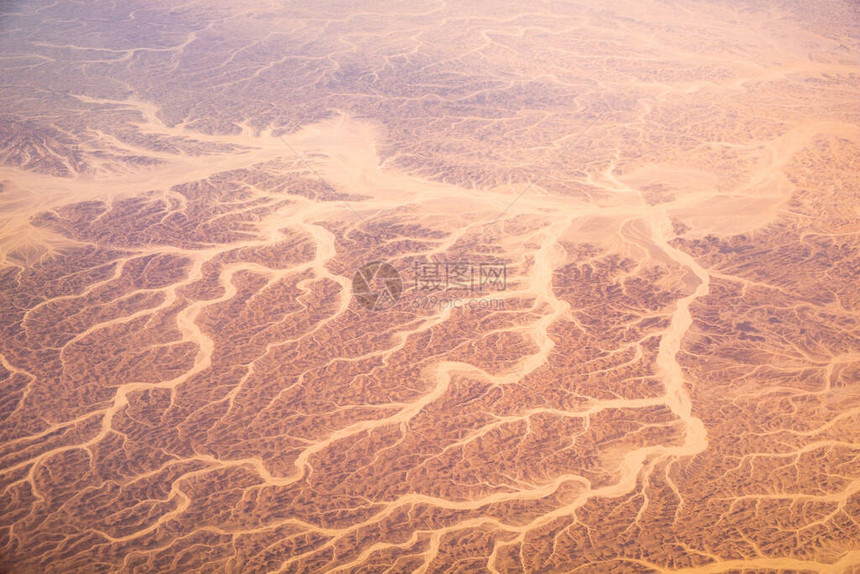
[0,0,858,572]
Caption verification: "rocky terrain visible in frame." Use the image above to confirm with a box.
[0,0,858,572]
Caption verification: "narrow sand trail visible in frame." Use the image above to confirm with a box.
[7,105,848,572]
[3,109,706,519]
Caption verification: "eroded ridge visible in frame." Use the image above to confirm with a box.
[1,0,859,572]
